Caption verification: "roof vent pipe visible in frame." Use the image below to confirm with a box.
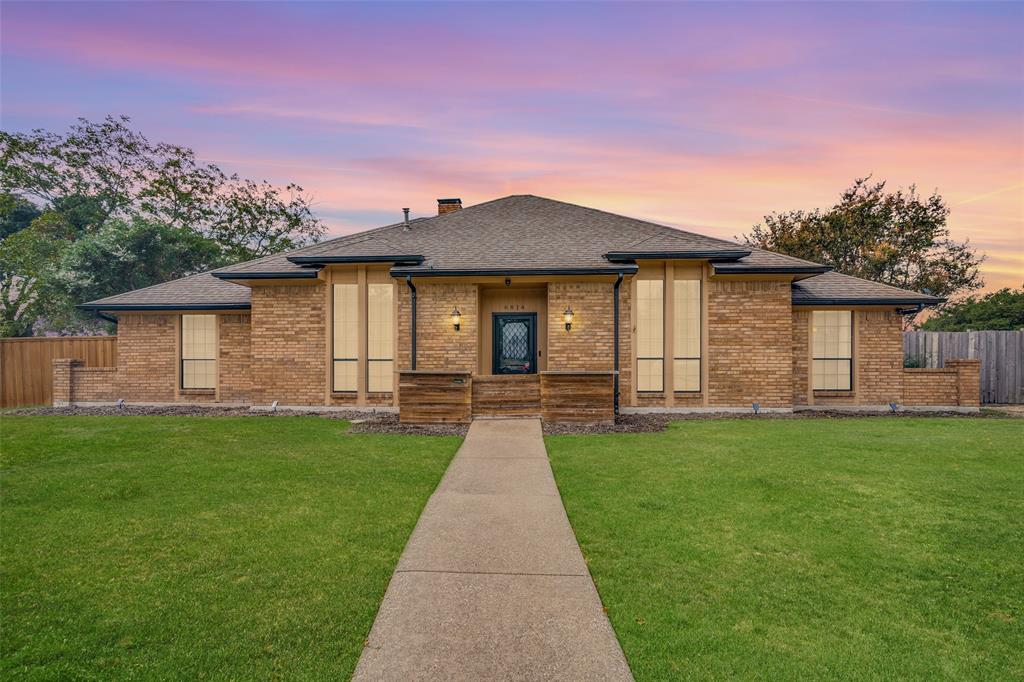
[402,208,410,231]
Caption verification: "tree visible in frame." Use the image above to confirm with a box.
[0,115,326,334]
[743,178,984,303]
[0,192,42,239]
[0,212,68,336]
[919,286,1024,331]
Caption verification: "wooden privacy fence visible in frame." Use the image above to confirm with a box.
[0,336,117,408]
[903,330,1023,404]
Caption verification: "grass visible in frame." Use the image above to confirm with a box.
[0,416,460,679]
[546,418,1024,681]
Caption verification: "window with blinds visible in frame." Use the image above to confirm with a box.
[366,283,394,392]
[812,310,853,390]
[333,284,358,392]
[673,279,701,392]
[636,279,664,392]
[181,314,216,389]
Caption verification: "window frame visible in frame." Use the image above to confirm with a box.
[811,310,854,392]
[366,282,394,393]
[672,278,701,393]
[332,283,358,393]
[636,278,665,393]
[180,314,216,390]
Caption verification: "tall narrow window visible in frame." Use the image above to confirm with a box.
[812,310,852,390]
[333,284,358,392]
[367,283,394,392]
[636,279,664,392]
[673,279,701,391]
[181,314,216,389]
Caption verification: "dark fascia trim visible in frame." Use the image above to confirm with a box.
[390,266,639,277]
[77,303,252,312]
[793,297,945,306]
[212,270,320,280]
[287,255,424,265]
[714,265,833,274]
[605,250,750,262]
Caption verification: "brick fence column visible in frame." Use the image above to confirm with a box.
[52,358,79,406]
[947,359,981,407]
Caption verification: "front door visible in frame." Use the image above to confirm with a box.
[492,313,537,374]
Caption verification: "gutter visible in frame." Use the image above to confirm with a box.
[406,275,417,370]
[212,270,320,280]
[288,255,424,265]
[604,250,750,262]
[613,272,623,416]
[714,265,833,275]
[389,266,638,278]
[77,303,251,312]
[793,297,945,306]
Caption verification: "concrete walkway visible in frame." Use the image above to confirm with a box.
[352,418,633,681]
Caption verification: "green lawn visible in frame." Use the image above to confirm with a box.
[547,418,1024,681]
[0,417,460,679]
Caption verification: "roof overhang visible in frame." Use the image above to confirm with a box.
[604,250,750,262]
[793,297,945,306]
[714,265,833,275]
[212,270,320,280]
[287,255,424,265]
[390,266,639,278]
[77,303,252,312]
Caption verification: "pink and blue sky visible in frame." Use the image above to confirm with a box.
[2,1,1022,290]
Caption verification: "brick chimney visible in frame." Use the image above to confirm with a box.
[437,198,462,215]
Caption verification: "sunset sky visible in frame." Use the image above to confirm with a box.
[2,1,1021,291]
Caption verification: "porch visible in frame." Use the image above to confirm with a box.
[398,371,616,424]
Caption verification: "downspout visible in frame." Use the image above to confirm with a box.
[406,275,417,370]
[613,272,623,416]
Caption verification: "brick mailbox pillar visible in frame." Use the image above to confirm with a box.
[947,359,981,407]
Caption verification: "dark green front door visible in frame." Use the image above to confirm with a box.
[493,313,537,374]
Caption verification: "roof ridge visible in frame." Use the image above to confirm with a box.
[519,194,755,251]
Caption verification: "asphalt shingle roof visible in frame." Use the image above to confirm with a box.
[792,272,944,306]
[80,195,940,309]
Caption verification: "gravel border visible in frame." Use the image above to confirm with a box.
[4,404,1008,437]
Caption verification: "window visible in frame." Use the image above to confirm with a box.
[333,284,358,391]
[181,314,216,389]
[673,279,701,391]
[812,310,852,390]
[636,279,664,392]
[367,283,394,392]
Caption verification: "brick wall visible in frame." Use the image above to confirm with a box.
[794,308,904,407]
[72,367,118,402]
[707,280,792,408]
[548,282,613,371]
[792,309,810,406]
[856,310,903,404]
[52,359,73,406]
[250,284,326,405]
[948,360,981,406]
[116,314,178,401]
[218,314,252,403]
[398,283,478,372]
[902,369,959,406]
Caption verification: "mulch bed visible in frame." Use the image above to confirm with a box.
[5,404,1008,437]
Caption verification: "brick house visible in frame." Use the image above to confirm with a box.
[62,195,980,421]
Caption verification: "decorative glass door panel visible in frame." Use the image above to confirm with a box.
[493,314,536,374]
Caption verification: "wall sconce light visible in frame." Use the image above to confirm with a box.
[563,306,574,331]
[451,307,462,332]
